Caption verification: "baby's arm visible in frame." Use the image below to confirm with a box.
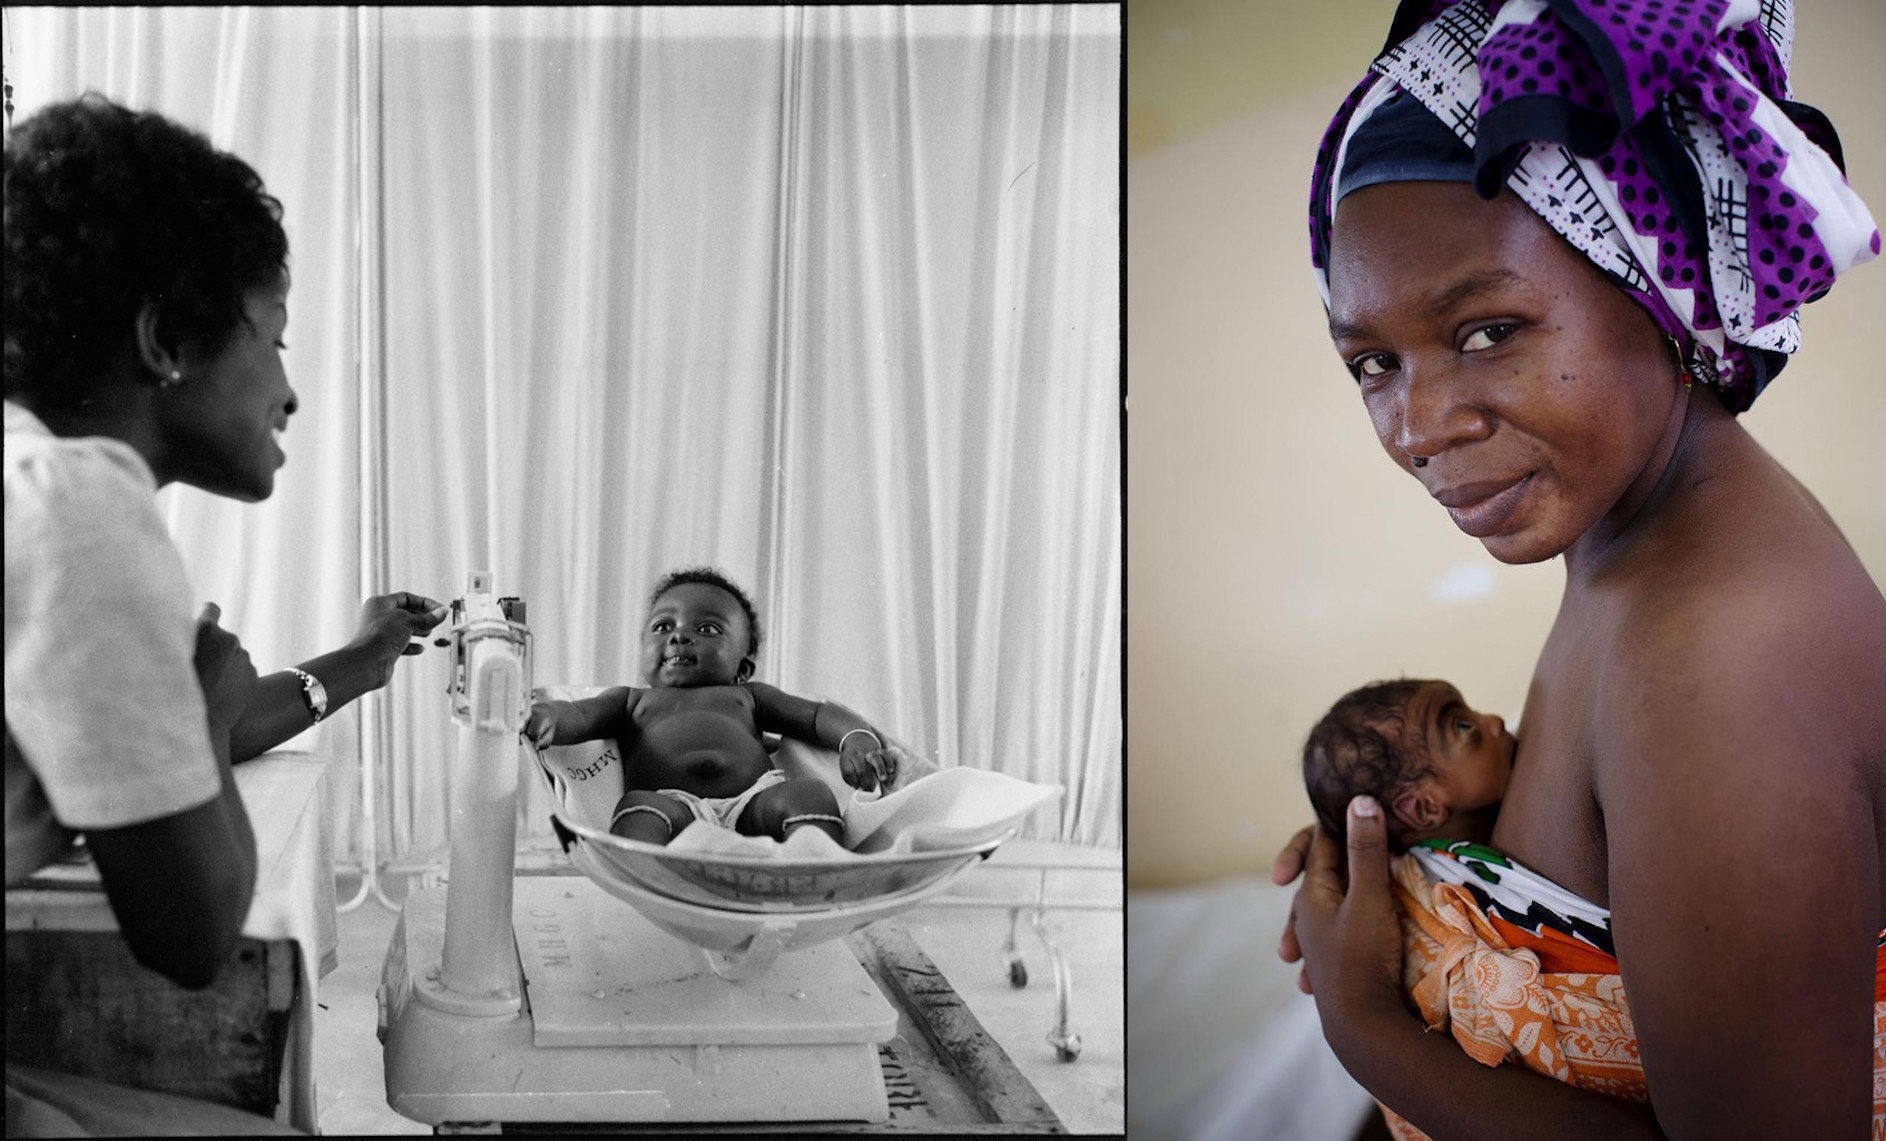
[746,683,895,790]
[523,686,635,751]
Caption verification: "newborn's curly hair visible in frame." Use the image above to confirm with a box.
[1302,678,1434,849]
[4,94,289,407]
[648,567,764,660]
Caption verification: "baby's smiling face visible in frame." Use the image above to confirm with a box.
[640,582,753,689]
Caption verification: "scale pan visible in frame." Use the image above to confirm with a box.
[550,813,1006,913]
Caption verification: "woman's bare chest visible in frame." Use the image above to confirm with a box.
[1491,630,1612,906]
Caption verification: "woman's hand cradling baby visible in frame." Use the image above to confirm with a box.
[1288,797,1406,1038]
[1271,822,1317,993]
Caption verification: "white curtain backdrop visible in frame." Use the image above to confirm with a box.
[7,6,1120,871]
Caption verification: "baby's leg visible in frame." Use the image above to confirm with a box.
[610,790,694,845]
[736,778,845,845]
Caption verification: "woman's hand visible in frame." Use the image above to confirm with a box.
[1271,822,1317,992]
[192,602,257,734]
[348,591,449,688]
[1288,796,1406,1030]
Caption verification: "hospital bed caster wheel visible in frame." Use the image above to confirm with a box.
[1007,955,1029,988]
[1051,1031,1082,1062]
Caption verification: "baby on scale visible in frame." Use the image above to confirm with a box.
[524,567,907,848]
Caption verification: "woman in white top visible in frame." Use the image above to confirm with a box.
[4,93,443,1134]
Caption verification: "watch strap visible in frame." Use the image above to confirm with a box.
[286,667,327,724]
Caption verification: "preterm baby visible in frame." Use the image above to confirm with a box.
[1301,678,1515,850]
[523,567,902,847]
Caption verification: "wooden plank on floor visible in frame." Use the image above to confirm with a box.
[851,923,1064,1133]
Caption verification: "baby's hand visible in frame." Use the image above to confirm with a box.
[838,742,877,791]
[839,743,933,792]
[870,745,935,792]
[522,702,560,750]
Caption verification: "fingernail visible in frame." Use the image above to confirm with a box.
[1351,795,1380,818]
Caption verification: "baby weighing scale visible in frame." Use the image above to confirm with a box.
[377,573,1010,1128]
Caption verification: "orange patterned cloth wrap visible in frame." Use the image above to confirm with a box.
[1376,841,1886,1141]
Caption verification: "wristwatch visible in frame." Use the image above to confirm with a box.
[286,667,328,724]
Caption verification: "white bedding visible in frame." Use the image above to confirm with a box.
[1128,876,1375,1141]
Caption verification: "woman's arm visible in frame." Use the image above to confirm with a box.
[228,592,446,762]
[1293,801,1669,1141]
[85,605,259,989]
[1595,599,1879,1139]
[86,728,258,989]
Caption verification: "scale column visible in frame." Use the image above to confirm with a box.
[435,575,528,1014]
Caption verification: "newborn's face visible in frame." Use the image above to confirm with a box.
[640,582,753,688]
[1407,680,1515,812]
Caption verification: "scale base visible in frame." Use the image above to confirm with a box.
[380,879,894,1125]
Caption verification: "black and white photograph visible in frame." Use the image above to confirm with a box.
[3,6,1120,1134]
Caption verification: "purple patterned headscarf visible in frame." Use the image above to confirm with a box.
[1308,0,1879,413]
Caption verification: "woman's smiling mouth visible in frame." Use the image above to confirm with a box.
[1435,474,1534,538]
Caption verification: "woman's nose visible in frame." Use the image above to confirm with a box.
[1395,363,1490,461]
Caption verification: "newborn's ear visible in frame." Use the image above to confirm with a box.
[1392,784,1447,831]
[736,657,754,683]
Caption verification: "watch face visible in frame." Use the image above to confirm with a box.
[295,670,326,720]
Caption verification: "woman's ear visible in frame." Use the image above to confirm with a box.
[133,300,183,382]
[1391,782,1448,832]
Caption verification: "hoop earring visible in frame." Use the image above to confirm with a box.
[1666,336,1691,391]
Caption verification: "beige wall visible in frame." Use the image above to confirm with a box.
[1126,0,1886,888]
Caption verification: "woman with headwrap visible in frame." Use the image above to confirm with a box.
[1268,1,1885,1137]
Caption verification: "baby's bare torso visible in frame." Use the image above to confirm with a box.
[621,685,773,799]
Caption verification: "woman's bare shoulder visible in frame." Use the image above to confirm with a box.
[1596,471,1886,796]
[1616,549,1883,721]
[1624,451,1885,677]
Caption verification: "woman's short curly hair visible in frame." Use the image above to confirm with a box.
[1302,678,1433,849]
[648,567,764,660]
[4,93,289,407]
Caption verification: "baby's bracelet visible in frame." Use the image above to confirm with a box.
[839,728,881,753]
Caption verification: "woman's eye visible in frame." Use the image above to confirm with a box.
[1461,324,1516,352]
[1349,353,1395,381]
